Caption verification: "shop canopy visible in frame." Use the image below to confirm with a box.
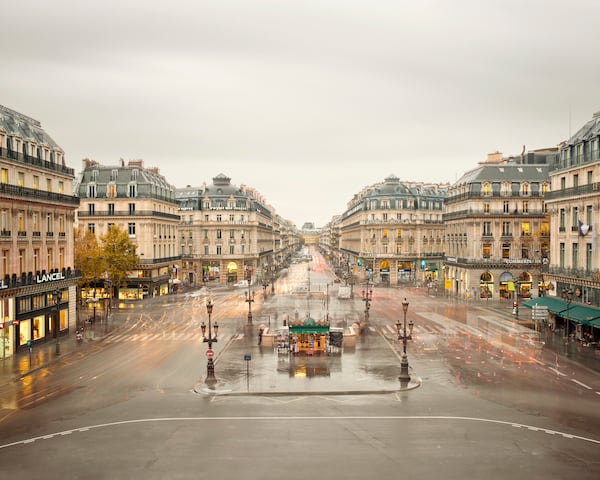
[288,316,330,335]
[522,297,600,327]
[521,297,568,314]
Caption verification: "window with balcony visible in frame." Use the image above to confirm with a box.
[88,204,95,215]
[560,177,566,190]
[559,209,566,231]
[572,206,579,229]
[1,168,8,184]
[17,172,24,187]
[128,203,135,214]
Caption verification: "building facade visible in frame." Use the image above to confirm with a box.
[75,159,180,300]
[443,152,552,301]
[176,174,298,287]
[336,174,448,287]
[0,104,80,358]
[543,111,600,339]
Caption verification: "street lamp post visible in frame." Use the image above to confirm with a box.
[361,282,373,325]
[54,289,61,355]
[201,299,219,384]
[245,284,255,325]
[396,298,414,383]
[561,288,573,354]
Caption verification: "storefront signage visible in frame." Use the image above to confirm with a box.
[36,271,65,283]
[0,279,8,289]
[503,259,533,264]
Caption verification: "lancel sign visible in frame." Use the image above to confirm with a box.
[37,271,65,283]
[0,271,65,290]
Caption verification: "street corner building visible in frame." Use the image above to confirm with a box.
[0,104,80,358]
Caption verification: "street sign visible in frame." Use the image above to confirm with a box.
[244,354,251,361]
[206,349,214,358]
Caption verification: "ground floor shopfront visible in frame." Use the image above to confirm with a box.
[276,318,343,355]
[445,261,547,301]
[1,278,77,359]
[340,254,443,287]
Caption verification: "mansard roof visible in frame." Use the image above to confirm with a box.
[565,111,600,146]
[454,163,549,186]
[0,104,61,149]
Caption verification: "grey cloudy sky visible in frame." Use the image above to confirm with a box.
[3,0,599,227]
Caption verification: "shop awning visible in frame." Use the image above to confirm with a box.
[561,305,600,325]
[521,297,568,314]
[522,298,600,326]
[289,326,330,334]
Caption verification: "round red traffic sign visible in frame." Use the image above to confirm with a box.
[206,349,214,358]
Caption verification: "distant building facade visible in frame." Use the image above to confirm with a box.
[175,174,298,287]
[75,159,180,300]
[0,104,80,357]
[336,174,448,286]
[443,152,553,300]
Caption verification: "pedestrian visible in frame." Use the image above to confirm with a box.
[258,327,264,345]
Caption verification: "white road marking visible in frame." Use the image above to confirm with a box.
[570,379,592,390]
[548,367,567,376]
[1,415,598,450]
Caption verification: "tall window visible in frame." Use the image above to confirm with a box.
[46,213,53,233]
[483,221,491,236]
[107,183,116,198]
[521,222,530,236]
[88,203,95,215]
[502,243,510,259]
[1,168,8,184]
[483,202,490,214]
[559,243,565,268]
[33,175,39,189]
[128,223,136,236]
[502,222,511,236]
[128,183,136,197]
[88,184,97,198]
[108,203,115,215]
[559,209,566,230]
[503,201,509,213]
[572,243,579,269]
[522,201,529,213]
[88,223,95,233]
[230,245,235,254]
[572,206,579,228]
[128,203,135,214]
[586,243,593,271]
[216,245,222,255]
[586,205,593,226]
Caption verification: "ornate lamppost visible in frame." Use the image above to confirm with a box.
[245,284,255,325]
[396,298,414,383]
[361,282,373,325]
[561,288,573,355]
[54,289,61,355]
[201,299,219,384]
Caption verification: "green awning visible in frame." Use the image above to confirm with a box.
[522,298,600,326]
[289,326,330,334]
[561,305,600,325]
[521,297,568,314]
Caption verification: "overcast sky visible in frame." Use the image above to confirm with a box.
[3,0,599,227]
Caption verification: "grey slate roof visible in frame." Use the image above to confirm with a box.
[0,104,61,150]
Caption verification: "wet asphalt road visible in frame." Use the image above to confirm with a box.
[0,249,598,479]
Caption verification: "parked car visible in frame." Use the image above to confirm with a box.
[233,280,250,288]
